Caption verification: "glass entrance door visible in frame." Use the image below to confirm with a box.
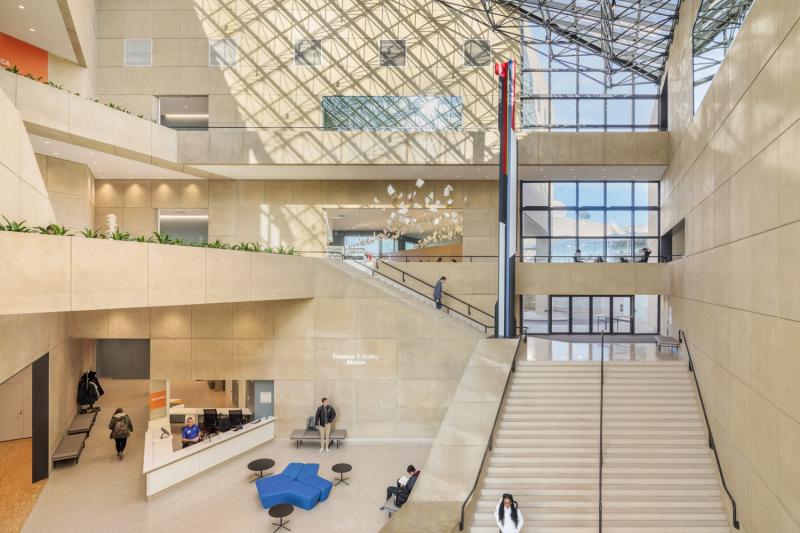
[547,295,638,334]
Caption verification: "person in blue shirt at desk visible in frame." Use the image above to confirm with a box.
[181,416,201,448]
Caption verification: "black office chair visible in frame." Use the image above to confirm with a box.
[218,417,232,432]
[202,409,219,433]
[229,409,244,427]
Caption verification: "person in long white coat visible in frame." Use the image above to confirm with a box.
[495,493,523,533]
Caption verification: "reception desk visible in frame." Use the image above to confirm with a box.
[143,416,276,498]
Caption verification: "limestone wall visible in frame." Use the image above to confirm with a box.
[69,259,485,438]
[662,0,800,530]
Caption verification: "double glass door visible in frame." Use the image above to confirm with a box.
[549,296,633,334]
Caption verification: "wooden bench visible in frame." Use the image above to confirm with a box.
[289,428,347,449]
[52,433,87,467]
[66,411,97,435]
[380,497,401,517]
[655,335,680,354]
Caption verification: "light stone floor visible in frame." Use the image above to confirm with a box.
[526,336,685,362]
[23,379,430,533]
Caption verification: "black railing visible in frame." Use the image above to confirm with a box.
[299,250,494,332]
[379,255,498,263]
[459,329,528,531]
[373,258,494,323]
[599,330,605,532]
[519,255,672,263]
[678,330,740,530]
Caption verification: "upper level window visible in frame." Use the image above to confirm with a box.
[322,96,462,131]
[464,39,491,67]
[295,39,322,66]
[520,181,659,263]
[520,22,660,131]
[692,0,754,112]
[209,38,237,67]
[124,39,151,67]
[380,39,406,67]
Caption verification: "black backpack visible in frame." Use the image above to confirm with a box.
[306,416,316,431]
[395,483,411,507]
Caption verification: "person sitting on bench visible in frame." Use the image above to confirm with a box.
[386,465,420,504]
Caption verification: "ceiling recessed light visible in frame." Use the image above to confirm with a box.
[53,152,59,155]
[44,140,50,144]
[18,4,25,9]
[29,27,35,32]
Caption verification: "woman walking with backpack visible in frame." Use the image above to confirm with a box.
[108,407,133,459]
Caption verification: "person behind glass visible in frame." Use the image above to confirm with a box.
[315,397,336,452]
[108,407,133,459]
[496,493,524,533]
[181,416,201,448]
[433,276,446,310]
[638,247,652,263]
[386,464,420,502]
[573,249,582,262]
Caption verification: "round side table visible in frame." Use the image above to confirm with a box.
[268,503,293,533]
[247,458,275,483]
[332,463,352,486]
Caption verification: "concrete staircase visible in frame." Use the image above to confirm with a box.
[468,360,732,533]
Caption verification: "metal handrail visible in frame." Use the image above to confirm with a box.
[379,255,498,263]
[599,330,605,532]
[299,250,494,332]
[373,258,494,321]
[518,255,672,263]
[458,328,528,531]
[678,330,740,530]
[363,262,493,333]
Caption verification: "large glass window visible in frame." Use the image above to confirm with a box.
[521,21,661,131]
[693,0,754,112]
[322,96,462,131]
[520,181,659,262]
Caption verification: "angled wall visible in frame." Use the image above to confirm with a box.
[663,0,800,531]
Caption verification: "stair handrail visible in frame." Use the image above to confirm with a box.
[298,250,495,333]
[359,259,493,333]
[458,328,528,531]
[373,258,494,321]
[678,329,740,530]
[599,330,605,532]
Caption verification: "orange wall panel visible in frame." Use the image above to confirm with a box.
[0,32,48,81]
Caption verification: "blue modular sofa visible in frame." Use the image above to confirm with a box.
[256,462,333,510]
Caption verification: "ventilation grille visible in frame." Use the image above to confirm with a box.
[209,39,237,66]
[464,39,491,66]
[295,39,322,66]
[124,39,151,67]
[380,39,406,67]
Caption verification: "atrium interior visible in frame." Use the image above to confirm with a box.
[0,0,798,532]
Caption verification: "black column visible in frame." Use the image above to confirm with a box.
[32,353,49,483]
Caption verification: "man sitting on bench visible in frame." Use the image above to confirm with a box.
[386,465,420,505]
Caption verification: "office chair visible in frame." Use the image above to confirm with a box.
[202,409,219,433]
[218,417,232,432]
[229,409,244,427]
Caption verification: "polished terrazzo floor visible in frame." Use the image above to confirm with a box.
[23,379,430,533]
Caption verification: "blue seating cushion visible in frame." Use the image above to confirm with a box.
[256,462,330,510]
[257,480,320,510]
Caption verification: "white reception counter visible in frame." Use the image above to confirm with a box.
[143,416,276,498]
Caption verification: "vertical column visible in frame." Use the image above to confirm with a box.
[495,60,517,338]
